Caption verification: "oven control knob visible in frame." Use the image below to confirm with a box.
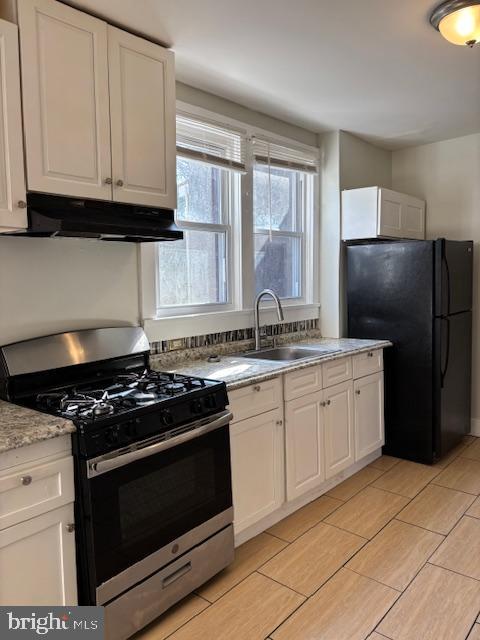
[191,399,203,414]
[204,395,217,409]
[161,409,173,426]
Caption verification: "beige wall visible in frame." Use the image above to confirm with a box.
[339,131,392,191]
[392,133,480,431]
[0,237,139,344]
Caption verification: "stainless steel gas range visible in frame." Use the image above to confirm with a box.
[0,327,234,640]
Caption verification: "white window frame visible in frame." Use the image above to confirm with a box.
[155,165,241,317]
[140,102,320,342]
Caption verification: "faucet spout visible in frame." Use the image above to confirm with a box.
[254,289,284,351]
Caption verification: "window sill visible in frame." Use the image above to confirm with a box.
[143,304,320,342]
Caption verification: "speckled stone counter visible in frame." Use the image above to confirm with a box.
[0,399,75,454]
[151,337,392,390]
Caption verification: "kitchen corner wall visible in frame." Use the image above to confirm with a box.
[320,130,393,339]
[392,133,480,434]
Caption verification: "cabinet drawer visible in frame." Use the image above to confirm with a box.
[228,377,282,423]
[322,357,352,388]
[0,456,74,531]
[353,350,383,379]
[284,365,322,401]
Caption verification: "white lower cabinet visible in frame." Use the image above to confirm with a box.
[285,391,325,501]
[230,408,284,534]
[354,371,385,460]
[0,502,77,605]
[0,437,77,606]
[324,381,354,479]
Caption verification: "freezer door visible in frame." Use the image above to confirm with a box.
[347,241,436,463]
[435,239,473,316]
[434,311,472,456]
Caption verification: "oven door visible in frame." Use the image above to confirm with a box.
[85,410,233,604]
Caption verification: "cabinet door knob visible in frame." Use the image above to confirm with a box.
[104,177,112,185]
[356,389,361,395]
[253,385,261,392]
[116,179,124,187]
[66,523,75,533]
[320,401,326,407]
[326,400,331,405]
[20,475,32,486]
[367,352,374,358]
[18,200,27,209]
[276,420,283,426]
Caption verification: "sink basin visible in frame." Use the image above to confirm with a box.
[241,346,340,362]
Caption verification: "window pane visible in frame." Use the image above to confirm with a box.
[176,158,223,224]
[253,165,299,232]
[158,230,228,307]
[254,234,302,298]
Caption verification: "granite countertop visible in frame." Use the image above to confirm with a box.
[152,337,392,390]
[0,399,75,454]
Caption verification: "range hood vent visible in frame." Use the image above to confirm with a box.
[7,193,183,242]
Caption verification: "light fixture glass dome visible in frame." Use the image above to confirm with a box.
[431,0,480,46]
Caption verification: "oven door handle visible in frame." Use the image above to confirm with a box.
[87,410,233,478]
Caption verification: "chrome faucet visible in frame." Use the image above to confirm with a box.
[254,289,284,351]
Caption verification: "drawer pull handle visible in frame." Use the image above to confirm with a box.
[162,562,192,588]
[356,389,361,395]
[104,177,112,185]
[367,352,374,358]
[253,385,261,392]
[66,523,75,533]
[20,475,32,486]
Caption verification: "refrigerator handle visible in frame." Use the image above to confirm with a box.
[442,250,451,316]
[441,317,451,388]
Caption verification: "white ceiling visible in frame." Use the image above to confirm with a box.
[69,0,480,149]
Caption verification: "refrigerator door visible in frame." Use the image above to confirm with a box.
[435,239,473,317]
[434,311,472,455]
[347,240,436,463]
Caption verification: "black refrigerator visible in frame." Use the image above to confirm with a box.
[346,239,473,464]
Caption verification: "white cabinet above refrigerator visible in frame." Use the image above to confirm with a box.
[342,186,425,241]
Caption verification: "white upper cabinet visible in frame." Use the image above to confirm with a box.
[342,186,425,241]
[0,18,27,232]
[108,26,176,209]
[16,0,176,207]
[18,0,112,200]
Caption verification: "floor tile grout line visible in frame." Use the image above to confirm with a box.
[393,515,453,537]
[253,570,309,599]
[427,560,480,583]
[345,565,402,593]
[431,479,480,497]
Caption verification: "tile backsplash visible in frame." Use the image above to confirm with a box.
[150,318,319,354]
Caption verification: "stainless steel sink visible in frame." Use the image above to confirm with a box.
[240,346,340,362]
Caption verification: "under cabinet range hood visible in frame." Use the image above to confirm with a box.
[7,193,183,242]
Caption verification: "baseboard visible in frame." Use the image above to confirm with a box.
[471,418,480,437]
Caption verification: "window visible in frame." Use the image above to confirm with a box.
[156,114,244,312]
[152,109,318,322]
[252,137,317,300]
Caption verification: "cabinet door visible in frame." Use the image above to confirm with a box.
[285,391,324,501]
[324,381,354,479]
[18,0,112,199]
[108,26,176,209]
[0,503,77,605]
[230,408,284,533]
[0,19,26,232]
[354,372,385,461]
[378,188,425,240]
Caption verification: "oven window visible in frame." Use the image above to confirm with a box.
[119,449,215,544]
[89,426,231,587]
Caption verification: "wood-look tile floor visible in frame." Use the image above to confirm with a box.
[135,436,480,640]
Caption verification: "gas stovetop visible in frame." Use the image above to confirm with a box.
[35,369,218,423]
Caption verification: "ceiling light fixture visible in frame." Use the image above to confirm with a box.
[430,0,480,46]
